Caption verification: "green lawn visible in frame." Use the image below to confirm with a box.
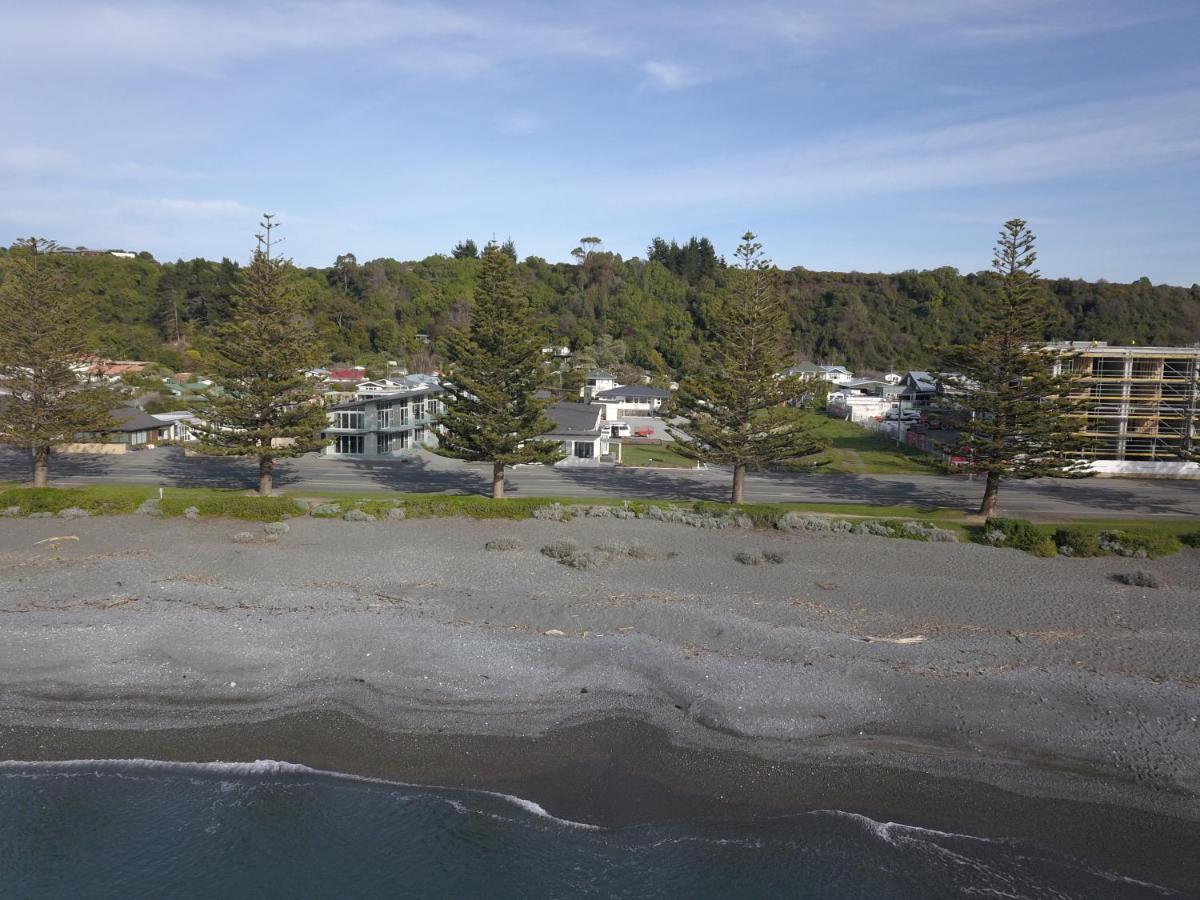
[779,415,946,475]
[615,442,700,468]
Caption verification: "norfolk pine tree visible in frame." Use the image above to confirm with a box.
[438,243,561,498]
[0,239,115,486]
[191,217,329,494]
[671,233,822,504]
[939,219,1085,518]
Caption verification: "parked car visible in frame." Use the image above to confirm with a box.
[884,409,923,423]
[608,421,631,438]
[634,426,655,438]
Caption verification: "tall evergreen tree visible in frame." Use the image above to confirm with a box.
[940,219,1085,517]
[0,239,115,486]
[438,243,561,498]
[671,233,822,503]
[190,217,329,494]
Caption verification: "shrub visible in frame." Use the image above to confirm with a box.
[532,502,570,521]
[561,550,602,570]
[1053,528,1104,558]
[1030,537,1059,558]
[58,507,91,519]
[595,541,652,560]
[851,520,895,537]
[485,538,524,551]
[1181,531,1200,549]
[160,494,298,522]
[263,521,290,536]
[1114,570,1162,588]
[232,531,255,543]
[310,502,342,517]
[980,517,1045,552]
[1098,530,1181,560]
[0,486,148,517]
[540,539,580,561]
[343,509,375,522]
[734,550,763,565]
[762,550,786,564]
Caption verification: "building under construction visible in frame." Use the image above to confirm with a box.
[1050,342,1200,476]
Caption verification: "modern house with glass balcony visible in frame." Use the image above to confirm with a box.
[321,374,444,457]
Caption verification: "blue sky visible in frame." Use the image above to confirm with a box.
[2,0,1198,283]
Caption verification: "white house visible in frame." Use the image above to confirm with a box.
[785,363,855,384]
[543,402,610,464]
[591,384,671,420]
[581,370,619,401]
[150,411,200,442]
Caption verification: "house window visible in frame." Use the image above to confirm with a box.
[398,431,410,450]
[376,403,391,430]
[397,401,410,426]
[377,433,393,453]
[335,411,364,430]
[412,426,425,444]
[574,440,594,458]
[412,398,426,420]
[335,435,364,454]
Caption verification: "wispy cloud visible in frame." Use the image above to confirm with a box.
[0,1,619,79]
[642,60,702,90]
[579,89,1200,209]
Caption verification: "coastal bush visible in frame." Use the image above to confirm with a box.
[561,550,602,570]
[1098,530,1180,559]
[776,512,851,533]
[310,502,342,517]
[851,520,896,537]
[1182,531,1200,549]
[232,531,255,543]
[263,521,290,536]
[980,517,1045,552]
[532,502,571,521]
[735,549,785,565]
[160,493,298,521]
[342,509,375,522]
[595,541,653,560]
[57,507,91,519]
[485,538,524,551]
[540,539,580,561]
[0,486,148,517]
[1053,528,1104,558]
[1114,570,1162,588]
[135,498,162,517]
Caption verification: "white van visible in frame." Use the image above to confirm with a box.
[608,421,631,438]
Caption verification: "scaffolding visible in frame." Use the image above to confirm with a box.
[1050,342,1200,462]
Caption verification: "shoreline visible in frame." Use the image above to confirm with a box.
[2,712,1198,891]
[1,514,1197,891]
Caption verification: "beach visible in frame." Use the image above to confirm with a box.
[0,514,1197,891]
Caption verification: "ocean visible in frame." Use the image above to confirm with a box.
[0,760,1178,899]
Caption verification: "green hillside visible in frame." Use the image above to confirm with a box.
[2,238,1197,376]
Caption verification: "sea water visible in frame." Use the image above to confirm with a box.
[0,760,1178,899]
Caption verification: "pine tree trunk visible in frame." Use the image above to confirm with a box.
[258,456,274,496]
[731,462,746,505]
[492,461,506,500]
[32,446,50,488]
[978,470,1000,518]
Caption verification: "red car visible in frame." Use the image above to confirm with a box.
[634,426,655,438]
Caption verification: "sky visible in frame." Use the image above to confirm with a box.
[1,0,1198,284]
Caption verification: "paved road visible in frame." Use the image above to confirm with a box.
[2,447,1198,520]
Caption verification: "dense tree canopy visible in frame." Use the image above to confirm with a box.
[1,236,1196,381]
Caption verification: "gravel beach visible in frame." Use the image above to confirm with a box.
[1,515,1197,890]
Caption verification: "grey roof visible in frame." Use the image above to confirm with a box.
[105,408,168,432]
[586,370,615,380]
[543,402,601,438]
[904,371,938,391]
[594,385,670,400]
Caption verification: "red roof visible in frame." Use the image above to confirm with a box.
[328,367,367,381]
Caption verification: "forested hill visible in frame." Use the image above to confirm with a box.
[2,239,1197,376]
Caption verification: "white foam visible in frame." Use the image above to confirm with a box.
[0,758,601,831]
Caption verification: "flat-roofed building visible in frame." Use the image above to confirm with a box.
[1051,342,1200,477]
